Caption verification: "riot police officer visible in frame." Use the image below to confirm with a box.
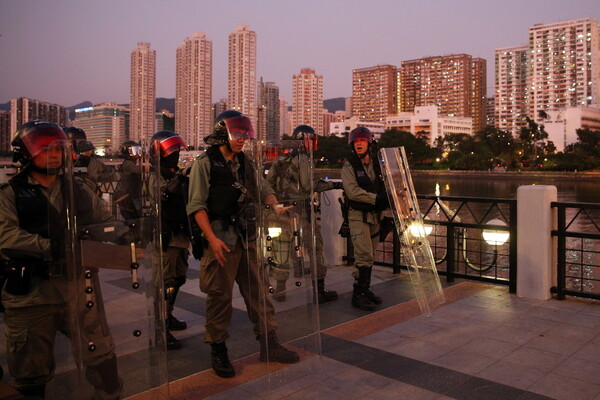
[341,127,389,311]
[187,110,299,379]
[149,130,190,350]
[114,141,142,220]
[266,124,341,303]
[73,139,117,193]
[0,120,126,399]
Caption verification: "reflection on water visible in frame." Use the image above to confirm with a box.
[412,174,600,203]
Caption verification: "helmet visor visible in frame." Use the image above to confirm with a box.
[21,127,68,158]
[304,135,318,151]
[158,135,186,158]
[128,145,142,157]
[225,116,255,141]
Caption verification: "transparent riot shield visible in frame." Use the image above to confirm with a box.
[379,147,445,316]
[245,139,322,389]
[41,140,169,399]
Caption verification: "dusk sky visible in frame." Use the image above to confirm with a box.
[1,0,599,108]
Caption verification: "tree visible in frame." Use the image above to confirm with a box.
[378,129,439,165]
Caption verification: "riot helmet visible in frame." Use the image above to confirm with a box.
[64,126,87,148]
[150,130,186,168]
[121,140,141,159]
[292,124,318,151]
[348,126,373,159]
[204,110,255,146]
[76,140,95,153]
[12,120,68,166]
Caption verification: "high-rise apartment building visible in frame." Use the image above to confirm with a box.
[529,18,600,114]
[494,18,600,138]
[228,25,257,127]
[352,65,398,123]
[175,32,212,149]
[495,45,529,135]
[73,103,129,155]
[10,97,69,135]
[279,98,290,137]
[291,68,324,135]
[399,54,487,132]
[0,110,10,153]
[257,78,280,145]
[130,42,156,142]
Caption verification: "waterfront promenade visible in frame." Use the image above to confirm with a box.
[143,260,600,400]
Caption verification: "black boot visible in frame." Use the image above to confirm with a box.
[168,314,187,331]
[258,331,300,363]
[352,283,376,311]
[167,280,188,330]
[317,279,338,303]
[166,330,182,350]
[210,342,235,378]
[361,266,382,305]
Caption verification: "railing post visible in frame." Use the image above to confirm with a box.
[446,225,455,283]
[516,185,557,299]
[555,204,566,300]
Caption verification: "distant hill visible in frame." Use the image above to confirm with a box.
[156,98,175,113]
[323,97,346,113]
[68,101,93,120]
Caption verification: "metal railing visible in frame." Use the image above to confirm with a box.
[374,195,517,293]
[551,201,600,300]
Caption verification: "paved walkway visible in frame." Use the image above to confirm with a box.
[155,264,600,400]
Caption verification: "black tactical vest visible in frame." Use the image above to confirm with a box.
[347,154,383,212]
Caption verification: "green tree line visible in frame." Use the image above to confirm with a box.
[314,122,600,171]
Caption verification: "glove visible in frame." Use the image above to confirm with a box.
[375,193,390,211]
[332,181,343,190]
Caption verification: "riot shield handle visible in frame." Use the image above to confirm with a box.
[130,243,140,289]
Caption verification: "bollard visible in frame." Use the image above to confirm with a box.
[517,185,557,299]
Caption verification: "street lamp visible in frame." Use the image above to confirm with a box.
[482,219,509,246]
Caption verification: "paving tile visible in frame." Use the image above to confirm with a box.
[429,348,497,375]
[386,338,455,363]
[528,373,600,400]
[542,322,599,342]
[355,328,413,350]
[476,360,546,390]
[460,337,521,359]
[318,365,396,398]
[551,356,600,384]
[573,342,600,362]
[363,380,443,400]
[502,346,568,372]
[525,333,586,356]
[482,324,544,346]
[447,376,526,400]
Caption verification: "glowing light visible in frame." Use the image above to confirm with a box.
[268,227,282,238]
[482,219,509,246]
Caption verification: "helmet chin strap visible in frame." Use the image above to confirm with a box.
[29,163,61,176]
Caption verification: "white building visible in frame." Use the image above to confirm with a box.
[541,105,600,151]
[529,18,600,114]
[495,45,529,136]
[329,116,384,139]
[228,25,257,127]
[175,32,212,149]
[129,42,156,142]
[385,106,473,146]
[74,103,128,155]
[292,68,324,135]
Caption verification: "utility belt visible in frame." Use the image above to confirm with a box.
[1,259,63,296]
